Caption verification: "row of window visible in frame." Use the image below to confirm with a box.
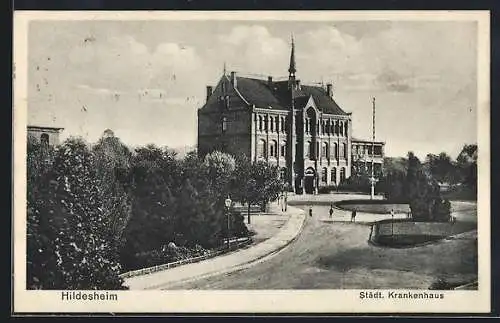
[305,141,348,160]
[258,139,286,158]
[353,144,383,157]
[320,167,346,184]
[257,115,287,133]
[305,118,348,137]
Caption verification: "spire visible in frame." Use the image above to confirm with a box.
[223,61,227,76]
[288,34,296,77]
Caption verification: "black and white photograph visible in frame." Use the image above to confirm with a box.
[13,11,490,313]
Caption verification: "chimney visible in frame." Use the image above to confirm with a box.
[326,83,333,97]
[268,76,273,86]
[206,86,213,102]
[230,71,237,88]
[296,80,301,90]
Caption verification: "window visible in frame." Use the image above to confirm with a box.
[275,117,280,133]
[340,168,346,182]
[264,116,268,132]
[40,133,49,146]
[339,122,344,137]
[335,122,339,136]
[258,115,263,132]
[322,168,327,183]
[344,122,348,136]
[281,117,286,133]
[316,142,319,159]
[305,141,311,158]
[221,117,227,133]
[258,139,267,158]
[305,118,309,134]
[331,167,337,184]
[270,140,278,158]
[280,141,286,158]
[332,143,338,159]
[322,142,329,158]
[269,116,274,132]
[343,143,348,158]
[280,167,287,179]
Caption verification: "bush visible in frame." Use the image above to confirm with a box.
[27,138,127,290]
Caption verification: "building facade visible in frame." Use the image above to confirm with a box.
[198,40,384,194]
[27,125,64,146]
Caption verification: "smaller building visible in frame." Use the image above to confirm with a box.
[27,125,64,146]
[351,138,385,177]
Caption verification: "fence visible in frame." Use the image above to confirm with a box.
[119,237,253,279]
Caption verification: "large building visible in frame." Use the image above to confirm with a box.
[198,39,384,194]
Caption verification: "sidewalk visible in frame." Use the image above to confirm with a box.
[124,204,306,290]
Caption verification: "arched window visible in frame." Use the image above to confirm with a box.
[305,118,309,134]
[40,133,49,146]
[339,122,344,137]
[280,141,286,158]
[275,117,280,133]
[281,117,286,133]
[332,142,338,159]
[258,115,263,132]
[343,143,348,158]
[331,167,337,184]
[344,122,349,136]
[322,142,329,158]
[264,116,268,132]
[322,167,328,183]
[340,167,346,182]
[335,122,339,136]
[270,140,278,158]
[258,139,267,158]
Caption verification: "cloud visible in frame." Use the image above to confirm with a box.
[213,25,289,76]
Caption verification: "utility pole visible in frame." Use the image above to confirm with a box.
[370,97,376,200]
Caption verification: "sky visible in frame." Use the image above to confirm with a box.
[27,19,478,159]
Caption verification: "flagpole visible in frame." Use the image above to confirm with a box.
[371,97,376,200]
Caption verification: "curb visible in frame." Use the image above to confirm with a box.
[120,237,253,279]
[135,206,307,290]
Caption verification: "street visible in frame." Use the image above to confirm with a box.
[164,194,477,290]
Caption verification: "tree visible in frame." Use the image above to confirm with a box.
[92,131,133,250]
[121,145,180,268]
[456,144,477,191]
[27,137,126,289]
[377,157,408,201]
[406,152,450,222]
[425,152,457,184]
[232,158,282,224]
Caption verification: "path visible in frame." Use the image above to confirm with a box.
[167,193,477,290]
[124,204,305,290]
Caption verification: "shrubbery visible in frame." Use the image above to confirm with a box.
[27,132,278,288]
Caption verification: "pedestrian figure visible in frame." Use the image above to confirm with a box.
[329,204,334,218]
[309,207,313,217]
[390,208,395,219]
[351,209,357,222]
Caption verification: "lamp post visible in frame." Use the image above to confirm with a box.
[225,195,232,250]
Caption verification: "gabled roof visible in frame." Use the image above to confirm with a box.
[224,76,348,115]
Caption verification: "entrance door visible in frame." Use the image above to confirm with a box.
[304,167,316,194]
[304,176,314,194]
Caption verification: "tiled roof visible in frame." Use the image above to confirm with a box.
[233,76,348,115]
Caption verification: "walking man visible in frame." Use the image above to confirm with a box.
[351,209,357,222]
[329,204,334,218]
[309,207,313,218]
